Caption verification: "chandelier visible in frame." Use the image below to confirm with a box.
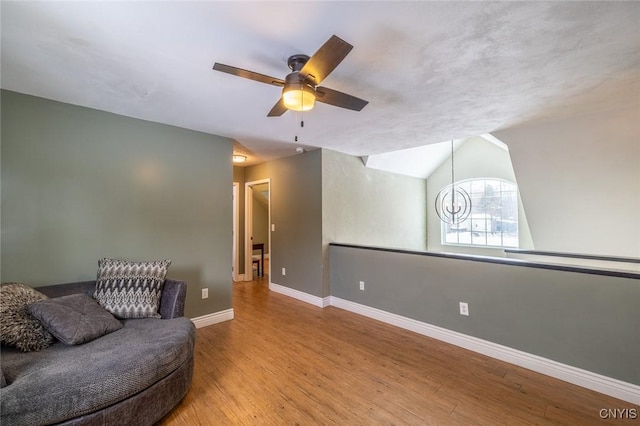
[435,140,471,224]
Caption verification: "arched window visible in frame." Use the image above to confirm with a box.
[441,178,518,248]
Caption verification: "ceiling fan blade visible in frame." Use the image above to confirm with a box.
[267,98,288,117]
[315,86,368,111]
[300,35,353,86]
[213,63,285,87]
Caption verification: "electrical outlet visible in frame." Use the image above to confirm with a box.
[202,288,209,299]
[459,302,469,316]
[282,267,286,276]
[359,281,365,291]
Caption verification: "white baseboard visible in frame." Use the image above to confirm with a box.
[269,282,331,308]
[329,296,640,405]
[191,308,234,329]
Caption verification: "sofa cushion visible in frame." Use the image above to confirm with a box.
[94,258,171,319]
[0,283,54,352]
[0,317,195,425]
[27,293,123,345]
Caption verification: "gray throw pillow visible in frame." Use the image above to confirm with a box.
[0,283,54,351]
[28,293,123,345]
[93,258,171,319]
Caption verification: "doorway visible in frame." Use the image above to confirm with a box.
[245,179,271,281]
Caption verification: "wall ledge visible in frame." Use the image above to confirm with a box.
[330,243,640,279]
[505,249,640,264]
[505,249,640,273]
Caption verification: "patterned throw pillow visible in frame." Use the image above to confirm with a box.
[93,258,171,319]
[0,283,55,351]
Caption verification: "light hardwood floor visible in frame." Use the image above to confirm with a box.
[160,273,638,425]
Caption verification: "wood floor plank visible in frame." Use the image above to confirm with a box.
[159,275,638,425]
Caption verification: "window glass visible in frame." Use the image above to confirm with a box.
[441,178,518,248]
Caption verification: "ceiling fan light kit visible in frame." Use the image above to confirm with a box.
[282,82,316,112]
[232,154,247,163]
[213,35,368,117]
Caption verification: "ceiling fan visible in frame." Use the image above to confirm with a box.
[213,35,368,117]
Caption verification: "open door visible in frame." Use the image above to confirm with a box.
[245,179,270,281]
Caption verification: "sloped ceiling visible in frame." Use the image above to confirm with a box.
[365,134,508,179]
[364,139,466,180]
[2,2,638,165]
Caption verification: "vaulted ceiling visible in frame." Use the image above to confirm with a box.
[2,2,638,165]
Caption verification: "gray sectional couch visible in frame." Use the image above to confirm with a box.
[0,279,195,426]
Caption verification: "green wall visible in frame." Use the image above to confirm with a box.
[1,90,233,318]
[322,148,428,296]
[322,149,428,251]
[245,150,324,297]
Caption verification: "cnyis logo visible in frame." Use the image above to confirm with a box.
[599,408,638,419]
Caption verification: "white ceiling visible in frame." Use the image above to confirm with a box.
[2,2,639,165]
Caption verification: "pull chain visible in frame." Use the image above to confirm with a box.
[300,89,305,128]
[293,89,306,142]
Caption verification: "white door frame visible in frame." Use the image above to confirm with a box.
[245,178,271,281]
[232,182,240,282]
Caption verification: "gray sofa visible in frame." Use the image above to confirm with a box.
[1,279,195,426]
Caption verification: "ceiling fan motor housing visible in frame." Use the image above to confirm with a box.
[287,54,310,72]
[284,72,314,88]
